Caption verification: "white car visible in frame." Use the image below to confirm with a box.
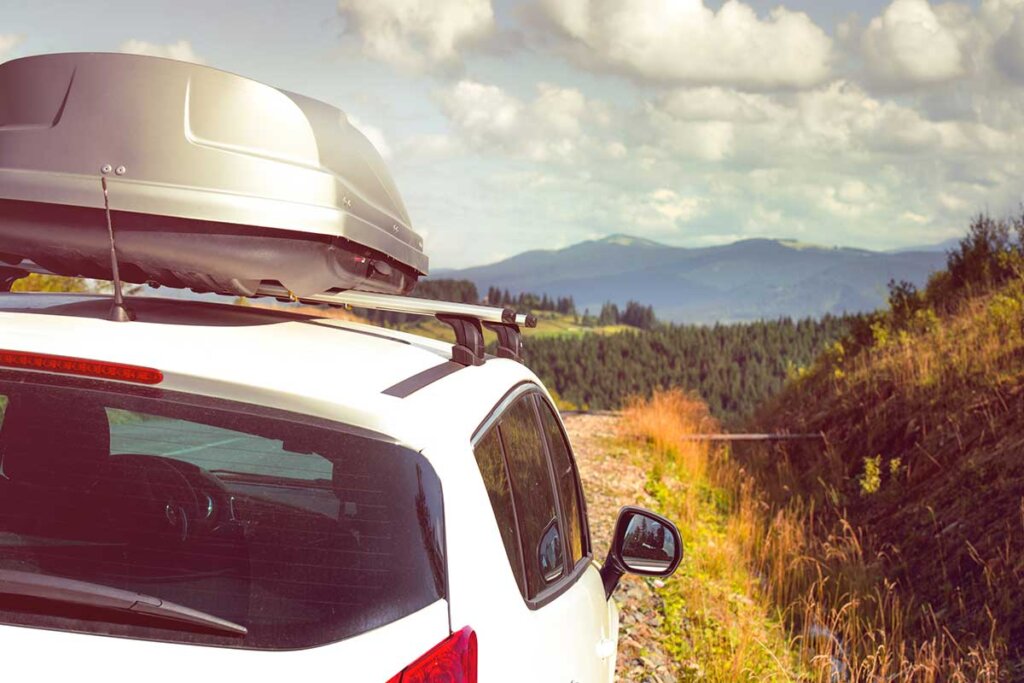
[0,289,682,682]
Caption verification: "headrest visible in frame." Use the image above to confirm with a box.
[0,391,111,484]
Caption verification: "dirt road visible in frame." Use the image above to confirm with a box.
[562,413,679,683]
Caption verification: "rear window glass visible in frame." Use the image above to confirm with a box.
[0,375,445,650]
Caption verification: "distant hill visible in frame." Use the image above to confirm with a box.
[889,235,965,253]
[434,234,948,323]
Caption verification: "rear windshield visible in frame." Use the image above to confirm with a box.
[0,373,445,650]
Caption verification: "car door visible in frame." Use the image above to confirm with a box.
[532,395,618,682]
[477,390,614,682]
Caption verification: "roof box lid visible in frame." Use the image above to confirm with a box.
[0,52,426,297]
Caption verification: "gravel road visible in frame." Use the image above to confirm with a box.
[562,413,679,683]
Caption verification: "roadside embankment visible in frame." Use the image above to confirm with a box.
[566,399,800,682]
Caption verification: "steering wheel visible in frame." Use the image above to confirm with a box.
[90,454,203,543]
[139,457,203,543]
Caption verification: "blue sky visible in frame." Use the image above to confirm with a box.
[1,0,1017,269]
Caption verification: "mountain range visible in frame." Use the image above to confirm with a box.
[434,235,951,323]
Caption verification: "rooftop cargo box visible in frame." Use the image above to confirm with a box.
[0,52,427,297]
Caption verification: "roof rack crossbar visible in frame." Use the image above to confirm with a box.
[0,266,539,366]
[255,284,521,326]
[255,284,538,367]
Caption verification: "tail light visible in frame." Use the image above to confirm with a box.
[386,626,477,683]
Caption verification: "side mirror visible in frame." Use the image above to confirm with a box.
[599,506,682,598]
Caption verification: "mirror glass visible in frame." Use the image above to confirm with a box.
[621,512,676,573]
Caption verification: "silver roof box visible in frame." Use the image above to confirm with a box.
[0,52,427,297]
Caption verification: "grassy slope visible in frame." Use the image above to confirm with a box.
[620,392,803,681]
[748,281,1024,680]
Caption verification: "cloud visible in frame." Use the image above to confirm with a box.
[533,0,833,90]
[439,79,608,161]
[119,39,204,64]
[338,0,494,71]
[0,34,23,61]
[645,188,706,223]
[399,133,463,161]
[993,4,1024,83]
[404,0,1024,265]
[612,187,708,237]
[859,0,968,87]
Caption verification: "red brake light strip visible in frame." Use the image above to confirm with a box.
[0,349,164,385]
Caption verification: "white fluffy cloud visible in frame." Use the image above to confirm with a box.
[439,80,609,161]
[638,188,706,227]
[646,79,1018,169]
[860,0,968,87]
[535,0,833,90]
[408,0,1024,263]
[338,0,494,71]
[0,34,23,61]
[119,39,204,64]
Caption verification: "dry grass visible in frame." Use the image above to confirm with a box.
[621,391,800,681]
[753,282,1024,680]
[624,384,1010,681]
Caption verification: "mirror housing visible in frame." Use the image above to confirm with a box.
[600,506,683,598]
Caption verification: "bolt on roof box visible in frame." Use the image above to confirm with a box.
[0,52,427,297]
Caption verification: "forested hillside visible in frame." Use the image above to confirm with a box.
[524,316,851,420]
[399,279,855,421]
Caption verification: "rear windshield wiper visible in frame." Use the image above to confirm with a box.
[0,569,247,637]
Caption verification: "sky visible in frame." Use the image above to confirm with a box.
[3,0,1022,269]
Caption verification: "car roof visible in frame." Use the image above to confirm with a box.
[0,293,541,451]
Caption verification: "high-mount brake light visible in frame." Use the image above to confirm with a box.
[386,626,477,683]
[0,350,163,385]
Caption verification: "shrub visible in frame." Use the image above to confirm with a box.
[938,212,1024,303]
[858,455,882,496]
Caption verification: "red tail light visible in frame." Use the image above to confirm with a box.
[0,349,163,385]
[386,626,477,683]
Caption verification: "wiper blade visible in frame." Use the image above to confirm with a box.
[0,569,247,636]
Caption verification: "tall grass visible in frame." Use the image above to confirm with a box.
[623,388,1007,681]
[621,391,799,681]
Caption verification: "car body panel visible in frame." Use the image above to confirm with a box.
[0,599,449,683]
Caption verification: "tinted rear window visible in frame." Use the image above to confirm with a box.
[0,375,445,650]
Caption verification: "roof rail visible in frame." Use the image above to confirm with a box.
[257,284,537,366]
[0,263,538,367]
